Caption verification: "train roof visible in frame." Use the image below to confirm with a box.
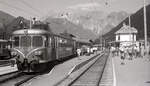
[12,29,50,35]
[73,38,90,44]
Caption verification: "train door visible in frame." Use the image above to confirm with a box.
[54,36,59,59]
[47,35,55,61]
[51,36,56,60]
[73,40,77,55]
[57,37,68,59]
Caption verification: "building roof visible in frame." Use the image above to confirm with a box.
[115,23,138,34]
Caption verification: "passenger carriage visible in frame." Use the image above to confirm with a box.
[11,29,76,72]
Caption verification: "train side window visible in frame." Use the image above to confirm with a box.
[58,37,66,47]
[13,36,19,47]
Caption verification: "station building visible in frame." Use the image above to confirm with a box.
[115,23,138,47]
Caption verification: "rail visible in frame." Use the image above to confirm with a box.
[0,71,38,86]
[69,52,109,86]
[55,50,109,86]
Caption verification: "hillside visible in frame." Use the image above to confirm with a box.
[0,10,15,29]
[0,10,15,26]
[6,16,29,33]
[103,4,150,41]
[0,11,15,39]
[45,17,97,39]
[69,11,128,34]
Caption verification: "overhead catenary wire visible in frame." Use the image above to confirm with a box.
[15,0,42,15]
[15,0,46,20]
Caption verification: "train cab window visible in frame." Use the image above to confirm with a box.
[13,36,19,47]
[20,36,31,47]
[32,36,43,47]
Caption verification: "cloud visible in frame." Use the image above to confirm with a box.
[67,2,103,11]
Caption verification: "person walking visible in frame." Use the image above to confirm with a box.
[120,46,125,65]
[128,47,133,60]
[110,46,115,57]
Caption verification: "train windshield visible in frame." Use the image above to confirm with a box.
[13,36,19,47]
[20,36,31,47]
[13,35,44,48]
[32,36,43,47]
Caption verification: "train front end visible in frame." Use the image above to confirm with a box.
[11,29,50,72]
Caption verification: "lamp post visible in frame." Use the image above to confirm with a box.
[143,0,148,54]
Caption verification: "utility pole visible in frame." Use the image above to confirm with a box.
[143,0,148,53]
[29,17,32,29]
[128,15,132,42]
[129,15,131,27]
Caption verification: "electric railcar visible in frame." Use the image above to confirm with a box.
[11,29,77,72]
[0,39,11,60]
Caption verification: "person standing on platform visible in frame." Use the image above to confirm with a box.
[87,47,90,55]
[147,45,150,61]
[90,47,94,54]
[77,48,81,57]
[141,45,145,58]
[135,46,140,58]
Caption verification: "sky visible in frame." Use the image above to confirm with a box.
[0,0,150,20]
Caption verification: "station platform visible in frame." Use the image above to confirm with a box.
[23,51,102,86]
[0,65,18,75]
[112,55,150,86]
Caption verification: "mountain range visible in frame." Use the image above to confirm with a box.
[0,9,131,40]
[0,3,148,42]
[0,10,15,28]
[48,10,128,36]
[44,17,97,39]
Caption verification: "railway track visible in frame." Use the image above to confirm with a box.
[56,51,109,86]
[69,52,109,86]
[0,71,38,86]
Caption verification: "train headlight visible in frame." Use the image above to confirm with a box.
[34,51,42,56]
[11,51,17,56]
